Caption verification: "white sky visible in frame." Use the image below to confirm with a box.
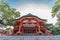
[16,3,57,25]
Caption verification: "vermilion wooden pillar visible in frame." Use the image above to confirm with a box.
[16,26,21,35]
[0,30,4,36]
[0,32,2,36]
[37,22,41,35]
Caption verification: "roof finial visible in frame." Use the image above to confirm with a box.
[28,13,32,15]
[29,13,32,14]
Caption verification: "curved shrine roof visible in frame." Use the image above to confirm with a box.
[16,13,47,21]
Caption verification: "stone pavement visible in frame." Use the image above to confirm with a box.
[0,36,60,40]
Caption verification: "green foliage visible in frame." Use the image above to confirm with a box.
[0,0,20,25]
[47,26,60,35]
[51,0,60,35]
[0,20,6,25]
[51,0,60,17]
[6,27,12,31]
[7,19,15,25]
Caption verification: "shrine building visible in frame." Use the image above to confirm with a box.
[13,13,52,36]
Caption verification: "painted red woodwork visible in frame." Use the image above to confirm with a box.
[0,30,4,36]
[0,32,2,36]
[12,14,52,36]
